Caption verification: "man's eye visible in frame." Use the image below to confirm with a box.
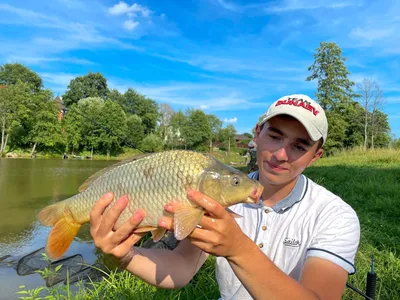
[269,135,280,140]
[294,145,306,152]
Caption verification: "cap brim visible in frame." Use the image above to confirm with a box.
[258,112,323,142]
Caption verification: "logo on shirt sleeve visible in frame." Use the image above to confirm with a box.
[283,237,301,247]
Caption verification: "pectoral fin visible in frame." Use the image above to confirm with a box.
[174,206,204,240]
[151,228,167,242]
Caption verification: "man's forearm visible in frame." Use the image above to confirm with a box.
[124,241,206,289]
[228,237,320,300]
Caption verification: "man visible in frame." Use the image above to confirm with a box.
[246,140,258,173]
[90,94,360,300]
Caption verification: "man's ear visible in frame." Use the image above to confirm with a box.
[307,148,323,167]
[255,124,261,140]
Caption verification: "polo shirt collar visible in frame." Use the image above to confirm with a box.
[248,171,308,213]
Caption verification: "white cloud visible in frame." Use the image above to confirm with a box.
[108,1,151,17]
[350,27,395,41]
[123,19,139,30]
[224,117,238,123]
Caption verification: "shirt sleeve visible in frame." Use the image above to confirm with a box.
[306,201,360,274]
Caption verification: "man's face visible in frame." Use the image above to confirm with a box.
[255,115,323,186]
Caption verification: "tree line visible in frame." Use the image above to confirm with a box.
[0,42,397,158]
[0,66,242,157]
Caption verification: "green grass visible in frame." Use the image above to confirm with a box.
[18,148,400,299]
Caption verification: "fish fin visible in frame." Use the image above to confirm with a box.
[78,153,152,192]
[226,208,243,218]
[151,228,167,242]
[134,226,157,233]
[46,216,81,260]
[174,206,205,240]
[37,202,64,226]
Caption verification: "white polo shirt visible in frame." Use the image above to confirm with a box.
[216,172,360,300]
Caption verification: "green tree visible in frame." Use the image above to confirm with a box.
[182,109,211,150]
[207,114,222,152]
[29,94,64,156]
[219,124,237,152]
[0,63,43,92]
[307,42,357,111]
[306,42,359,153]
[77,97,105,155]
[0,81,31,154]
[125,114,145,149]
[168,110,186,149]
[62,72,109,107]
[369,110,391,148]
[140,134,163,153]
[62,104,83,154]
[121,89,159,134]
[98,99,127,156]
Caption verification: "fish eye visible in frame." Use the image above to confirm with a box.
[231,176,240,186]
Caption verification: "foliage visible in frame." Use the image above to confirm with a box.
[126,114,145,149]
[62,72,109,107]
[140,134,163,152]
[0,63,43,92]
[306,42,390,154]
[182,109,211,150]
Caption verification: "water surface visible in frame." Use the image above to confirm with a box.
[0,158,115,299]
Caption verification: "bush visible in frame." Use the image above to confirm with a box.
[140,134,163,153]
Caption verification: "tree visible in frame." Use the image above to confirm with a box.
[182,109,211,150]
[62,104,83,154]
[370,86,386,149]
[307,42,357,111]
[140,134,163,153]
[369,109,390,148]
[0,63,43,92]
[159,103,174,142]
[169,110,186,149]
[356,78,378,149]
[121,89,159,134]
[29,93,63,156]
[126,114,145,149]
[0,81,31,155]
[98,99,127,157]
[62,72,109,107]
[306,42,359,153]
[219,124,237,152]
[207,114,222,152]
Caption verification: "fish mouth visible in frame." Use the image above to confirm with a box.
[246,185,264,203]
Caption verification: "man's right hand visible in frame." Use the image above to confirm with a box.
[89,192,146,265]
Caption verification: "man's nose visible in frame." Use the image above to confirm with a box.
[273,146,289,161]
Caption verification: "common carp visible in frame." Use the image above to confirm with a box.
[38,150,263,259]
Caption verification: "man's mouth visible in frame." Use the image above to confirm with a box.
[266,161,288,172]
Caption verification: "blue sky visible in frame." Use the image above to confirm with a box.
[0,0,399,137]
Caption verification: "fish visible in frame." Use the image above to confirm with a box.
[37,150,264,259]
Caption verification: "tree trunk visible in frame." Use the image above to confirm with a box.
[364,110,368,150]
[0,118,5,154]
[3,133,9,154]
[228,137,231,153]
[91,146,93,160]
[30,142,37,158]
[371,110,375,149]
[210,139,212,153]
[107,150,110,160]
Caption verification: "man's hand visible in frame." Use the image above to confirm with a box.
[90,192,146,264]
[159,189,252,259]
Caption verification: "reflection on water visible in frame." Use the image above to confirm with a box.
[0,158,115,300]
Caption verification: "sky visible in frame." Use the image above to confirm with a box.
[0,0,399,137]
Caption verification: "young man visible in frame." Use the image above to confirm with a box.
[90,94,360,300]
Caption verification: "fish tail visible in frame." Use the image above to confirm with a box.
[37,202,81,260]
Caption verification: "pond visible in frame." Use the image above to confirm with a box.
[0,158,115,299]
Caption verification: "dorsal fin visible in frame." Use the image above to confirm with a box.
[78,153,152,192]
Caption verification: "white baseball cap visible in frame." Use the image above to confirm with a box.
[258,94,328,145]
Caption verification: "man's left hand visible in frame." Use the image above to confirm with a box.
[159,189,252,259]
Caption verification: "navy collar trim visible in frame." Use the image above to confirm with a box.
[248,171,308,213]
